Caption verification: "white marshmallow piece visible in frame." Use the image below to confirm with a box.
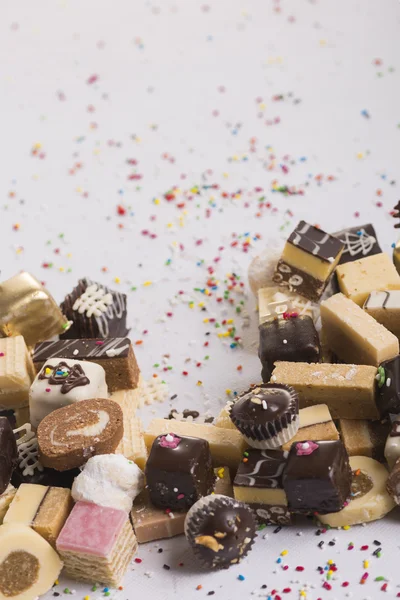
[72,454,144,512]
[29,357,108,428]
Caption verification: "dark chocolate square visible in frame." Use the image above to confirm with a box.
[60,278,128,339]
[287,221,344,262]
[234,449,287,489]
[375,355,400,418]
[0,417,18,495]
[333,223,382,265]
[282,440,351,514]
[259,315,321,382]
[145,434,215,511]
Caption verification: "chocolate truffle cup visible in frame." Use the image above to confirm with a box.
[227,384,299,449]
[184,494,256,569]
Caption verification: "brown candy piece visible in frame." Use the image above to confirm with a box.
[37,398,123,471]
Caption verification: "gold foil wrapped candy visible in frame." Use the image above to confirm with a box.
[0,272,69,347]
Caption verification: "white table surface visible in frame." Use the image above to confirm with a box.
[1,1,400,598]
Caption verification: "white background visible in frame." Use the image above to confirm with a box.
[1,1,400,598]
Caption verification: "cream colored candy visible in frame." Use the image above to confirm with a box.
[116,415,148,470]
[318,456,395,527]
[281,404,339,452]
[320,293,399,366]
[0,485,16,524]
[336,253,400,306]
[258,286,319,325]
[214,406,237,430]
[144,419,247,471]
[0,336,35,410]
[364,290,400,338]
[271,361,379,420]
[0,523,63,600]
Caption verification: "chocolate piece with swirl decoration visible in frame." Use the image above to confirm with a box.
[37,398,123,471]
[145,434,215,511]
[259,314,321,382]
[60,278,128,339]
[0,417,18,495]
[184,494,257,569]
[333,223,382,265]
[233,449,290,525]
[283,440,352,514]
[375,356,400,418]
[273,221,344,302]
[227,384,299,449]
[33,338,140,392]
[29,358,108,429]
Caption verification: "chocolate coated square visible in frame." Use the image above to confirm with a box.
[259,315,321,382]
[145,434,215,511]
[0,417,18,495]
[234,449,286,489]
[376,355,400,417]
[283,440,351,514]
[334,223,382,265]
[288,221,344,262]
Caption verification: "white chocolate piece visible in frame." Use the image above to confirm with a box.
[0,523,63,600]
[29,357,108,428]
[72,454,144,512]
[364,290,400,338]
[4,484,48,525]
[0,336,35,410]
[318,456,395,527]
[0,485,16,524]
[385,416,400,469]
[336,253,400,306]
[258,286,319,325]
[248,246,283,295]
[144,419,247,471]
[320,293,399,366]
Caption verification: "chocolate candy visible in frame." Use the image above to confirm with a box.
[387,457,400,505]
[33,338,140,393]
[228,384,299,449]
[375,356,400,417]
[37,398,123,471]
[0,271,69,347]
[333,223,382,264]
[233,449,290,526]
[0,417,18,495]
[283,440,352,514]
[29,358,108,428]
[60,278,128,339]
[185,494,256,569]
[145,434,215,511]
[0,411,16,429]
[273,221,344,301]
[259,314,321,382]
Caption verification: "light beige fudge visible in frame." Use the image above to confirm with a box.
[271,361,379,420]
[0,484,16,523]
[364,290,400,338]
[131,467,232,544]
[214,406,237,430]
[144,419,247,471]
[116,415,148,470]
[281,404,339,451]
[336,253,400,306]
[320,293,399,366]
[0,335,35,409]
[339,418,390,461]
[258,286,318,325]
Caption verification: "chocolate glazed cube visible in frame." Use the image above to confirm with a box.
[259,315,321,382]
[145,434,216,511]
[282,440,351,514]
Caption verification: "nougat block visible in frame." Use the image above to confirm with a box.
[116,414,148,470]
[321,293,399,366]
[281,404,339,451]
[271,361,379,420]
[233,449,290,525]
[283,440,352,514]
[4,483,72,546]
[144,419,248,471]
[258,286,319,325]
[259,314,321,382]
[131,467,232,544]
[0,484,16,523]
[57,501,137,586]
[0,336,35,410]
[336,253,400,306]
[339,419,390,462]
[0,271,69,347]
[364,290,400,338]
[145,434,215,511]
[273,221,344,302]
